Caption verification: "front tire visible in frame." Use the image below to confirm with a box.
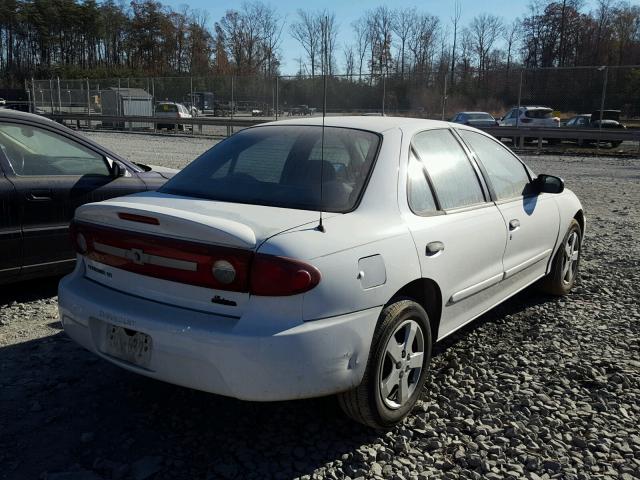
[539,219,582,295]
[338,299,432,429]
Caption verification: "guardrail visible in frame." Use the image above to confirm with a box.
[480,125,640,148]
[44,112,270,136]
[42,113,640,148]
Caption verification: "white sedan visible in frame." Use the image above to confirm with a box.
[59,117,584,428]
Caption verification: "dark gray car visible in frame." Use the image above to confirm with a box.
[0,110,177,284]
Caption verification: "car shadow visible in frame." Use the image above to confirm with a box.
[0,276,61,305]
[1,283,557,480]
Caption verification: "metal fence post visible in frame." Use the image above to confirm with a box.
[382,74,386,116]
[230,75,235,136]
[151,77,156,133]
[117,78,121,119]
[441,74,448,120]
[49,79,55,114]
[516,69,523,128]
[86,78,91,129]
[597,66,608,154]
[56,77,62,113]
[275,76,279,120]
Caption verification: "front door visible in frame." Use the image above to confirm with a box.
[0,121,145,276]
[457,129,560,282]
[0,168,21,282]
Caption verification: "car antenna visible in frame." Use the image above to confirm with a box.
[316,15,328,233]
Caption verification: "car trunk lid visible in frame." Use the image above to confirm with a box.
[73,191,330,316]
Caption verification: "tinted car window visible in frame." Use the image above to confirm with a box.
[156,103,178,113]
[525,109,553,119]
[0,123,110,176]
[458,130,531,200]
[467,113,493,120]
[160,126,380,212]
[412,129,485,210]
[407,149,437,215]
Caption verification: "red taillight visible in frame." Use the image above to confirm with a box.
[250,254,321,296]
[71,221,321,296]
[71,221,251,292]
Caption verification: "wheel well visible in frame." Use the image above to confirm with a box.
[574,209,585,235]
[388,278,442,343]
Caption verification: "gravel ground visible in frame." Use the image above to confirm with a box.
[1,135,639,480]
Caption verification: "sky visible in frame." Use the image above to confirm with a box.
[163,0,600,74]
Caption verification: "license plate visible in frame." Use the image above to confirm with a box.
[104,324,152,368]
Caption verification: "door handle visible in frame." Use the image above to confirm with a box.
[27,191,52,201]
[426,241,445,256]
[509,219,520,231]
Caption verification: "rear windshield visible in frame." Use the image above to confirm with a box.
[467,113,494,120]
[160,125,381,212]
[156,103,178,113]
[525,109,553,119]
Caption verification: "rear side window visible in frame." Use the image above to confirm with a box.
[412,129,485,210]
[407,149,437,215]
[458,130,531,200]
[160,126,380,212]
[525,109,552,119]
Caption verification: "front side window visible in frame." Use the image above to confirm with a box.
[458,129,531,201]
[0,123,110,176]
[160,126,380,212]
[412,129,485,210]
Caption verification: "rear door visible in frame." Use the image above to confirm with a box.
[404,128,508,339]
[0,161,21,282]
[457,129,560,281]
[0,120,145,276]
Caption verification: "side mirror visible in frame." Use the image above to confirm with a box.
[534,174,564,194]
[111,161,127,178]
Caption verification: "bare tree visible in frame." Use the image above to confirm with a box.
[343,44,355,79]
[352,17,370,80]
[393,7,415,79]
[450,0,462,87]
[318,12,338,75]
[407,13,440,80]
[468,14,503,81]
[503,20,519,78]
[367,6,394,76]
[290,10,320,76]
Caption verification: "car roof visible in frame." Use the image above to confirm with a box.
[457,111,492,115]
[520,106,553,111]
[261,115,453,134]
[0,108,60,125]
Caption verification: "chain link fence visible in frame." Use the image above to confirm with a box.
[25,65,640,133]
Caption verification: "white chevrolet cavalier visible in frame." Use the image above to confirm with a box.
[59,117,584,428]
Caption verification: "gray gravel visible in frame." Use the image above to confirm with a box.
[1,134,639,480]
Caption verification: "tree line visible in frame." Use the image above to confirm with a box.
[2,0,640,114]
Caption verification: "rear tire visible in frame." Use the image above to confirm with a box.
[338,299,432,429]
[539,219,582,295]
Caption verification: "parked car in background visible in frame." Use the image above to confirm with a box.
[500,106,560,127]
[288,105,311,116]
[154,102,192,131]
[562,110,625,148]
[451,112,499,128]
[0,109,177,284]
[500,106,561,144]
[59,116,583,428]
[183,102,201,117]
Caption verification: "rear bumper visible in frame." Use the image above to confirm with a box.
[58,271,379,401]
